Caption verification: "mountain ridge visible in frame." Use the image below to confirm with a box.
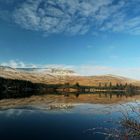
[0,66,140,86]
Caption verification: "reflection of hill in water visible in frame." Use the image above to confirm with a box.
[51,93,139,104]
[0,93,140,109]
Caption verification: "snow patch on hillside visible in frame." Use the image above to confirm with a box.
[16,68,79,76]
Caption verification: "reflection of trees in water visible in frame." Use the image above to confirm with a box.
[71,91,140,101]
[94,91,140,99]
[75,93,80,98]
[105,93,108,98]
[99,92,102,98]
[109,93,112,99]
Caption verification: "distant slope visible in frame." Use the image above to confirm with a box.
[0,66,140,86]
[65,75,140,86]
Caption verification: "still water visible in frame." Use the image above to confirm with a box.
[0,93,139,140]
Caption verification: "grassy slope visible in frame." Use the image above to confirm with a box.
[0,68,140,86]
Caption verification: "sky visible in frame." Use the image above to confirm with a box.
[0,0,140,79]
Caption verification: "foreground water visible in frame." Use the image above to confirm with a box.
[0,93,140,140]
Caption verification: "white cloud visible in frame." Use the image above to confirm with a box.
[1,0,140,36]
[11,0,115,35]
[1,60,37,68]
[0,0,139,36]
[0,60,74,70]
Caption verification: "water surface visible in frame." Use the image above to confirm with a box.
[0,93,140,140]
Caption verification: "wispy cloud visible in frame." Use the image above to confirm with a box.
[0,60,74,70]
[1,60,37,68]
[1,0,140,36]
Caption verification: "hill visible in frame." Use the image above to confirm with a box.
[0,66,140,86]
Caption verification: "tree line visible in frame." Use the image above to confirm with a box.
[0,77,47,99]
[0,77,139,99]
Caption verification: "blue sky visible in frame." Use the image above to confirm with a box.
[0,0,140,79]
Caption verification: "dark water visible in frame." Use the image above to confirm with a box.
[0,94,139,140]
[0,104,129,140]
